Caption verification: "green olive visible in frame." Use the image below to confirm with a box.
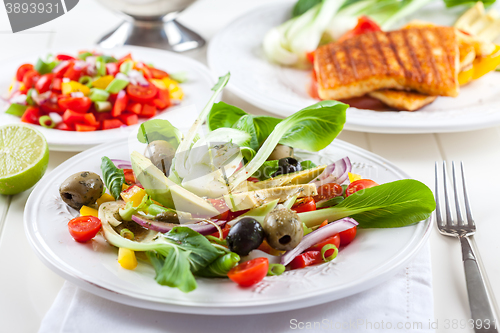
[262,207,303,251]
[59,172,104,210]
[267,144,294,161]
[144,140,176,175]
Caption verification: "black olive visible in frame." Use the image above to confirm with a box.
[271,157,302,177]
[226,218,265,256]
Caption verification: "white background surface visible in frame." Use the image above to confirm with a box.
[0,0,499,332]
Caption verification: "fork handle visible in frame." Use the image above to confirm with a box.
[460,236,499,333]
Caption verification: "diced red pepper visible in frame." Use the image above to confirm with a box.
[75,123,97,132]
[94,111,112,123]
[119,113,138,126]
[126,101,142,115]
[112,90,128,117]
[55,54,76,61]
[53,61,72,78]
[123,168,136,185]
[55,122,73,131]
[140,103,156,118]
[289,251,323,270]
[116,53,133,68]
[153,88,171,110]
[83,113,100,126]
[20,106,40,125]
[52,78,62,91]
[62,109,86,125]
[102,119,124,130]
[58,96,92,114]
[63,62,83,81]
[337,16,382,42]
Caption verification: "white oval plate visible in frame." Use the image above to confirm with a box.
[207,1,500,134]
[24,139,431,314]
[0,45,216,151]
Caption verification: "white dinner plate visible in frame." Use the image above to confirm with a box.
[0,45,216,151]
[207,0,500,134]
[24,138,432,315]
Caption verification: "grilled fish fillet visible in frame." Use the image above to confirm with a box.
[368,90,437,111]
[314,27,460,100]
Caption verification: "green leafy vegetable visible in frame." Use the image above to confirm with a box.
[119,194,152,221]
[5,103,27,116]
[26,88,36,106]
[77,52,93,60]
[301,160,317,170]
[316,196,344,208]
[195,252,240,278]
[292,0,323,17]
[443,0,494,8]
[34,57,58,75]
[100,157,125,200]
[253,160,279,180]
[137,119,183,148]
[299,179,436,228]
[232,115,283,150]
[147,249,197,293]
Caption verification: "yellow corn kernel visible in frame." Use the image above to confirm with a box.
[459,66,474,85]
[348,172,362,183]
[121,185,147,207]
[118,248,137,270]
[92,75,114,90]
[62,81,90,96]
[150,78,167,90]
[96,193,115,207]
[472,45,500,80]
[80,205,99,217]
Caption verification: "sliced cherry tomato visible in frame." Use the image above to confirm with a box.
[148,67,169,79]
[102,119,124,130]
[209,223,231,239]
[58,96,92,113]
[339,226,357,246]
[208,198,231,221]
[228,257,269,287]
[75,123,98,132]
[345,179,378,197]
[53,60,72,78]
[63,109,86,124]
[292,197,316,213]
[127,84,158,103]
[135,62,152,79]
[140,103,157,118]
[52,77,62,91]
[63,62,83,81]
[35,73,54,93]
[289,251,323,270]
[119,113,138,126]
[306,234,340,258]
[125,101,142,115]
[153,88,171,110]
[106,62,119,76]
[338,16,382,43]
[112,90,128,117]
[20,106,40,124]
[16,64,34,82]
[313,183,343,202]
[40,94,63,114]
[123,168,136,185]
[68,216,102,242]
[56,54,76,61]
[22,69,40,88]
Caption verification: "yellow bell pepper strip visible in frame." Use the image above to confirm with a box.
[118,248,138,270]
[348,172,362,183]
[80,205,99,217]
[62,81,90,96]
[92,75,114,90]
[96,193,115,207]
[458,66,474,86]
[150,78,184,100]
[472,45,500,80]
[120,185,147,207]
[121,183,130,192]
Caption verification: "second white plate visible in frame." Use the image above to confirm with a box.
[207,1,500,134]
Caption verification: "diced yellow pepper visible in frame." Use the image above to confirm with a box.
[92,75,114,90]
[459,66,474,85]
[118,248,137,270]
[121,185,147,207]
[122,183,130,192]
[472,45,500,80]
[96,193,115,207]
[150,78,184,100]
[62,81,90,96]
[80,205,99,217]
[150,78,167,90]
[348,172,362,183]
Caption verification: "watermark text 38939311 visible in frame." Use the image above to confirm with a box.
[3,0,79,33]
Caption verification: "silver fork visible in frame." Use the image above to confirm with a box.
[435,161,499,333]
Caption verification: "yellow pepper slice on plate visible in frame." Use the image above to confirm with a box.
[472,45,500,80]
[92,75,114,90]
[121,185,147,207]
[458,66,474,85]
[62,81,90,96]
[118,248,138,270]
[96,193,115,207]
[80,206,99,217]
[348,172,362,183]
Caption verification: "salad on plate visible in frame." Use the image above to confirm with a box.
[3,51,185,131]
[56,73,435,292]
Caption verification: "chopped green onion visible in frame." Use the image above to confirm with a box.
[26,88,36,106]
[95,101,112,112]
[5,103,28,116]
[79,76,93,87]
[96,56,107,77]
[267,263,286,276]
[303,222,313,236]
[195,252,240,277]
[89,88,110,102]
[147,204,170,216]
[316,196,344,208]
[34,58,58,75]
[101,55,117,63]
[321,244,338,262]
[205,235,227,246]
[105,79,129,93]
[120,61,133,75]
[120,228,135,240]
[77,52,93,60]
[169,71,188,83]
[39,115,56,128]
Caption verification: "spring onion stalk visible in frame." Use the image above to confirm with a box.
[96,56,107,76]
[26,88,36,106]
[39,115,56,128]
[195,252,240,278]
[106,78,129,93]
[120,228,135,240]
[321,244,338,262]
[169,71,188,83]
[267,263,286,276]
[120,61,133,75]
[95,101,112,112]
[147,204,169,216]
[79,76,93,87]
[205,235,227,246]
[89,88,110,102]
[303,223,313,236]
[77,52,93,60]
[5,103,27,116]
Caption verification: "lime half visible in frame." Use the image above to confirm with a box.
[0,124,49,195]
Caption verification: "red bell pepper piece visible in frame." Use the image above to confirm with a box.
[153,89,171,110]
[83,113,100,126]
[289,251,323,270]
[53,61,72,78]
[125,101,142,115]
[75,123,97,132]
[102,119,124,130]
[58,96,92,114]
[20,106,40,125]
[63,62,83,81]
[52,78,62,92]
[112,90,128,117]
[35,74,54,94]
[140,103,156,118]
[62,109,86,125]
[119,113,138,126]
[55,54,76,61]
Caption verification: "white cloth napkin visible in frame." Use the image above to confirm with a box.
[39,242,435,333]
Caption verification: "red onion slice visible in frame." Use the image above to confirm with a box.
[111,159,132,169]
[131,214,226,235]
[281,217,358,266]
[310,157,351,187]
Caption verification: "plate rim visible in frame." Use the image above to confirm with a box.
[24,138,433,315]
